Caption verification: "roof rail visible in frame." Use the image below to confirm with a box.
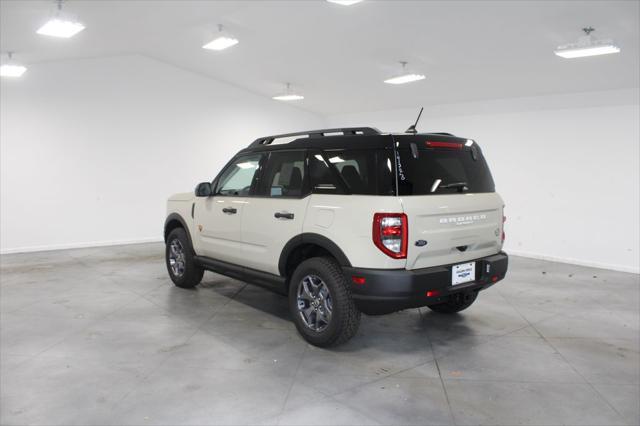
[249,127,381,147]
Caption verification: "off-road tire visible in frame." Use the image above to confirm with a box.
[427,291,478,314]
[165,228,204,289]
[289,257,361,347]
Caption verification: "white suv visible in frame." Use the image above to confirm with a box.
[164,127,508,346]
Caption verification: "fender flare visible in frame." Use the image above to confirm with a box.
[164,213,194,249]
[278,233,352,276]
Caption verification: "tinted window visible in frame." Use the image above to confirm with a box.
[259,151,307,197]
[396,147,495,195]
[216,153,263,196]
[309,152,344,194]
[311,149,395,196]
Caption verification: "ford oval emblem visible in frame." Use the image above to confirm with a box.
[415,240,428,247]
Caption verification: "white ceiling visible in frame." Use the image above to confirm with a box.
[1,0,638,115]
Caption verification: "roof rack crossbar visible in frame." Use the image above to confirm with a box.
[249,127,381,147]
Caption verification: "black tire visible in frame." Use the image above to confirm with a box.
[165,228,204,289]
[427,291,478,314]
[289,257,361,347]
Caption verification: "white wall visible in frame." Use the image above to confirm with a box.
[0,54,325,253]
[328,89,640,273]
[2,58,638,274]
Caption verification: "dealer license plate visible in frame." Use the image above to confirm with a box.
[452,262,475,285]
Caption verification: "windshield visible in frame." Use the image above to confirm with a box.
[395,144,495,196]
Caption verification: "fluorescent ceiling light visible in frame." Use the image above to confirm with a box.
[1,53,27,78]
[384,74,426,85]
[384,61,425,85]
[37,18,85,38]
[0,64,27,78]
[203,36,239,51]
[203,24,239,51]
[326,0,364,5]
[272,83,304,101]
[272,94,304,101]
[555,27,620,59]
[555,44,620,58]
[36,1,85,38]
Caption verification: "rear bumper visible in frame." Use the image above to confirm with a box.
[343,252,508,315]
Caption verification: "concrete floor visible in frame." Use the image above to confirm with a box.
[0,243,638,426]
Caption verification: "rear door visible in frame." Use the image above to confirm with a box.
[240,150,311,275]
[194,153,264,264]
[394,136,504,270]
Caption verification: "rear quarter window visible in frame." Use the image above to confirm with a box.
[310,149,395,196]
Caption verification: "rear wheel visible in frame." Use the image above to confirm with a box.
[427,291,478,314]
[289,257,361,347]
[165,228,203,289]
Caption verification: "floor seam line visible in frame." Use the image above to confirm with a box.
[498,288,630,424]
[273,344,308,426]
[106,283,248,420]
[423,308,458,426]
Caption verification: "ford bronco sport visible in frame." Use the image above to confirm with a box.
[164,127,508,346]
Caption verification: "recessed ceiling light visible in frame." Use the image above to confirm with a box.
[36,0,85,38]
[326,0,364,5]
[0,52,27,78]
[384,61,426,85]
[203,24,239,51]
[555,27,620,59]
[272,83,304,101]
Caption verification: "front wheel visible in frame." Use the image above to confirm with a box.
[289,257,361,347]
[427,291,478,314]
[165,228,204,289]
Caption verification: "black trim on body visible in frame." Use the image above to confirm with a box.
[278,233,352,276]
[164,213,194,248]
[194,256,287,295]
[345,252,509,315]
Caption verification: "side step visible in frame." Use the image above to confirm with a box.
[194,255,287,295]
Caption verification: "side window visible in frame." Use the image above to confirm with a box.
[215,153,263,196]
[259,151,308,198]
[309,152,345,194]
[311,149,395,196]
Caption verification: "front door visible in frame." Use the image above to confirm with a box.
[241,150,310,275]
[194,153,263,265]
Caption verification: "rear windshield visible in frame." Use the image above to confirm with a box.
[395,145,495,196]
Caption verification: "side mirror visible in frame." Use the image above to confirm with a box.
[195,182,212,197]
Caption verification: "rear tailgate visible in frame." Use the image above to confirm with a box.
[401,193,504,269]
[393,134,504,269]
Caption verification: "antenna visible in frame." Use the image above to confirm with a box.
[405,107,424,134]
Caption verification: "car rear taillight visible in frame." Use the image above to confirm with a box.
[373,213,407,259]
[425,141,462,150]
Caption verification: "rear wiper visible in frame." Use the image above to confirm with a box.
[437,181,469,192]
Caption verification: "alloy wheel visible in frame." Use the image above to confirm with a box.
[168,239,186,277]
[296,274,333,332]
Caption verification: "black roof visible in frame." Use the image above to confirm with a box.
[240,127,468,154]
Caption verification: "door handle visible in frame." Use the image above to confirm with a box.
[222,207,237,214]
[274,212,294,220]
